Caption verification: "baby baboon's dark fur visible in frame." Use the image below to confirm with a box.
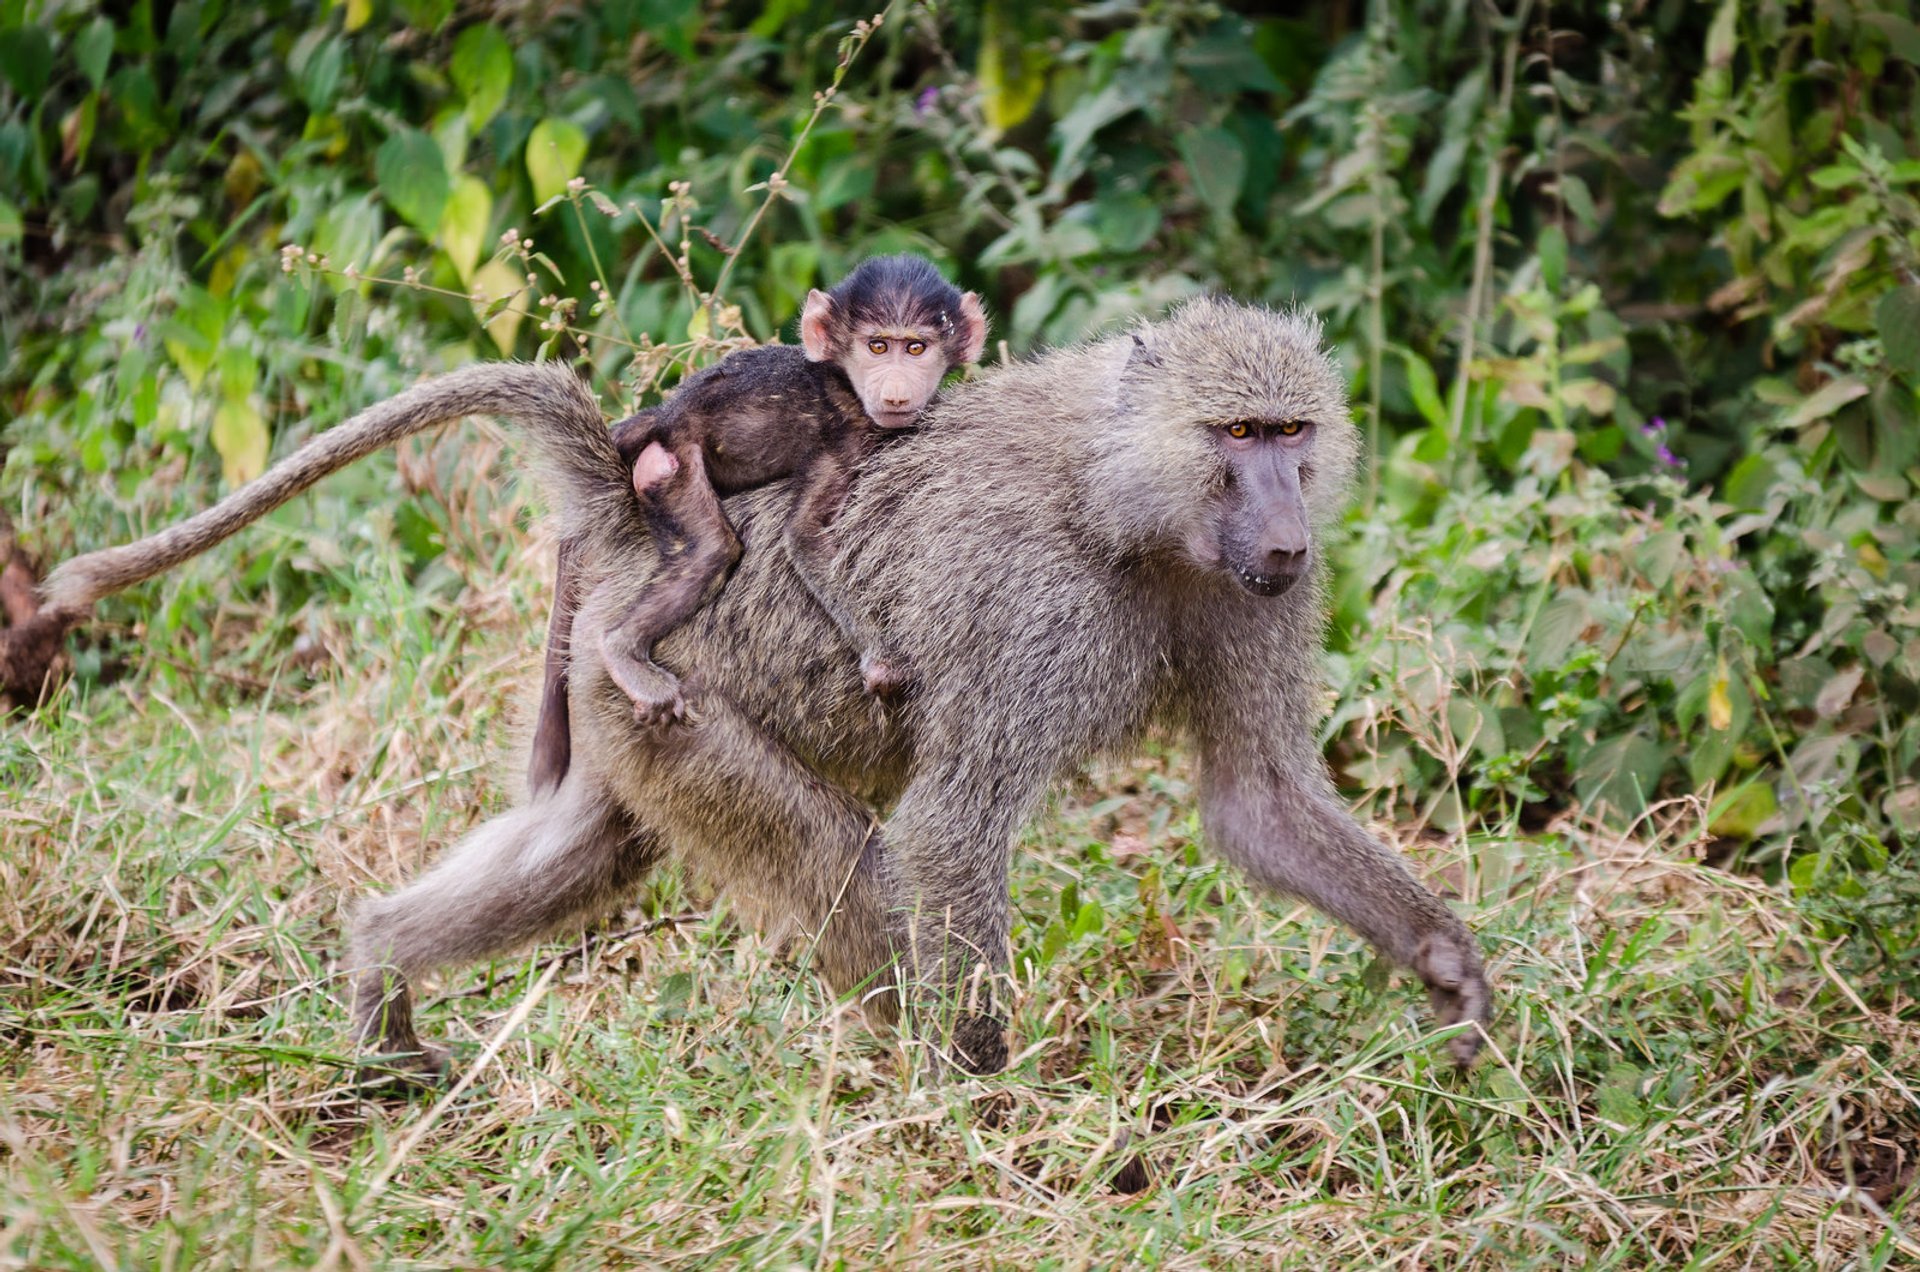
[530,255,985,794]
[349,298,1491,1079]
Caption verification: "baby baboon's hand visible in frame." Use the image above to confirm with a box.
[859,648,916,700]
[1412,929,1491,1065]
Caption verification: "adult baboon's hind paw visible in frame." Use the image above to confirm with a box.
[356,1041,452,1093]
[1412,930,1491,1065]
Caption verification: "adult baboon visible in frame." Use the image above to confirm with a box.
[349,297,1491,1077]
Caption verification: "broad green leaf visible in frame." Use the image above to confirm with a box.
[1710,782,1777,839]
[526,118,587,205]
[288,29,345,115]
[1528,592,1591,668]
[438,174,492,284]
[1596,1063,1646,1126]
[0,26,52,96]
[344,0,373,30]
[451,24,513,130]
[1575,733,1665,821]
[1177,25,1282,94]
[395,0,453,32]
[1782,376,1868,429]
[0,197,21,245]
[1400,350,1446,428]
[216,346,258,401]
[1876,286,1920,380]
[74,16,114,90]
[1538,223,1568,292]
[211,400,269,485]
[470,258,524,355]
[1177,126,1245,218]
[376,127,451,233]
[978,0,1050,133]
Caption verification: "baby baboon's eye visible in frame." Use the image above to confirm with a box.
[907,340,927,356]
[1277,420,1306,436]
[1224,421,1254,440]
[868,338,889,355]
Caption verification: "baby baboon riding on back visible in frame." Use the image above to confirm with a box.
[532,255,986,791]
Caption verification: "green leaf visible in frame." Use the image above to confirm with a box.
[1399,349,1446,428]
[1178,26,1282,94]
[1538,223,1568,293]
[1876,286,1920,380]
[1557,174,1600,232]
[1596,1063,1646,1126]
[395,0,453,32]
[0,25,53,97]
[211,400,269,486]
[1860,12,1920,64]
[1709,781,1775,839]
[978,0,1050,133]
[1705,0,1738,67]
[1528,592,1591,668]
[1177,126,1246,218]
[1782,376,1868,430]
[471,258,524,355]
[450,24,513,130]
[74,16,114,90]
[1576,733,1665,821]
[526,118,587,205]
[437,175,492,284]
[376,128,451,233]
[288,29,345,115]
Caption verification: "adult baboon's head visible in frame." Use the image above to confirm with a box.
[1084,298,1359,597]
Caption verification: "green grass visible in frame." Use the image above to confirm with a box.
[3,457,1916,1269]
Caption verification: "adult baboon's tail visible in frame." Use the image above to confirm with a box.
[42,362,624,612]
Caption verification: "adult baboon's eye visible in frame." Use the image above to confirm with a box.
[868,338,889,355]
[1225,422,1254,440]
[907,340,927,356]
[1277,420,1306,436]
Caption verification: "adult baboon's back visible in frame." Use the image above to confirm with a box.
[350,298,1489,1076]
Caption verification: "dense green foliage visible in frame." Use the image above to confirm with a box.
[3,3,1919,1263]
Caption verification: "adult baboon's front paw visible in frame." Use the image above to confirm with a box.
[859,648,916,700]
[1412,929,1491,1064]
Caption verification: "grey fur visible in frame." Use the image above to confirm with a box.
[349,296,1490,1077]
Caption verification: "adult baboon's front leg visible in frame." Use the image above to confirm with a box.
[1198,748,1490,1063]
[882,766,1025,1075]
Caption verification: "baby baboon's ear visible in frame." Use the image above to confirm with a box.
[800,289,837,362]
[956,292,989,365]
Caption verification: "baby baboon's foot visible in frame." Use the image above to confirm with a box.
[859,648,916,700]
[631,441,680,495]
[601,641,687,730]
[1412,928,1491,1065]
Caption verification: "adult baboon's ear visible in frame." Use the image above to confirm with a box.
[1127,327,1161,369]
[800,289,837,361]
[956,292,989,365]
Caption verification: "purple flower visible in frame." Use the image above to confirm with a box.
[1641,416,1666,437]
[1655,443,1685,468]
[133,323,147,344]
[915,86,940,118]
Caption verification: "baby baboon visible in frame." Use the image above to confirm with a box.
[349,298,1491,1079]
[529,254,987,794]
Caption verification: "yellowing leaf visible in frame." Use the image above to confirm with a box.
[438,174,492,284]
[686,304,710,340]
[1707,660,1733,731]
[344,0,372,31]
[978,0,1050,133]
[526,118,587,205]
[212,400,270,485]
[470,258,524,355]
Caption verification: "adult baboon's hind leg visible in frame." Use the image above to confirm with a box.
[345,776,661,1081]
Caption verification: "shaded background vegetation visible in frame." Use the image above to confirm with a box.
[2,1,1919,1264]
